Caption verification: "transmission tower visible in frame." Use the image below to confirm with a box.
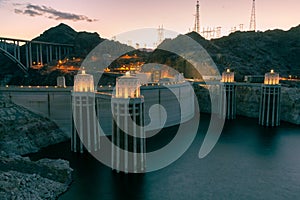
[157,25,165,45]
[239,24,244,31]
[249,0,256,31]
[193,1,200,34]
[230,27,237,34]
[127,40,132,47]
[201,27,217,40]
[216,27,222,38]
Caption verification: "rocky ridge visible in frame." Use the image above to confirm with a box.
[154,25,300,81]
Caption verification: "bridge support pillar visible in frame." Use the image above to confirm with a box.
[36,44,40,64]
[49,45,53,61]
[55,46,58,60]
[17,41,20,61]
[29,42,32,68]
[25,42,29,69]
[46,45,49,63]
[59,46,62,60]
[13,41,17,58]
[39,44,43,65]
[3,40,7,51]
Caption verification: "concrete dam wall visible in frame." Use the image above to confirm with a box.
[0,82,196,136]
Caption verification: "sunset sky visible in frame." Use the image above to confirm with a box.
[0,0,299,42]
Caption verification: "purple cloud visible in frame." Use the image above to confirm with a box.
[14,3,97,22]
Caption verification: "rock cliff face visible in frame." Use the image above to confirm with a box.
[236,86,300,124]
[281,87,300,125]
[236,86,261,118]
[0,95,69,155]
[194,84,300,125]
[0,95,72,199]
[0,171,66,200]
[0,151,72,200]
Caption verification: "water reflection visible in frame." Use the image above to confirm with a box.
[27,115,300,200]
[255,126,279,156]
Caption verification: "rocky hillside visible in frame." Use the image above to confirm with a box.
[0,95,68,155]
[32,23,104,58]
[152,25,300,81]
[1,24,300,85]
[209,26,300,80]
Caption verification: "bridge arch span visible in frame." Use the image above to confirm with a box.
[0,47,28,74]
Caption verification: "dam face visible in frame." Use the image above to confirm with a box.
[1,87,72,135]
[1,82,195,136]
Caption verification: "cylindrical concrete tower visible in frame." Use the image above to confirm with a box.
[111,72,146,173]
[259,70,281,126]
[220,69,236,119]
[72,69,100,153]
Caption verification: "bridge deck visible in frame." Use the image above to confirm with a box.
[0,37,74,47]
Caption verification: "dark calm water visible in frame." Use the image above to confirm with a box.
[29,114,300,200]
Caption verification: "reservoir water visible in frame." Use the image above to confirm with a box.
[29,114,300,200]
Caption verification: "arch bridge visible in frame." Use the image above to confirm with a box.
[0,37,74,74]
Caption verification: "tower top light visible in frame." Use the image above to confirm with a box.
[73,68,94,92]
[221,68,234,83]
[115,74,141,98]
[264,70,279,85]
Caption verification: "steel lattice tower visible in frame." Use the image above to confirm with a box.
[249,0,256,31]
[157,25,164,45]
[193,1,200,34]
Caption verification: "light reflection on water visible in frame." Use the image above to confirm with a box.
[29,115,300,200]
